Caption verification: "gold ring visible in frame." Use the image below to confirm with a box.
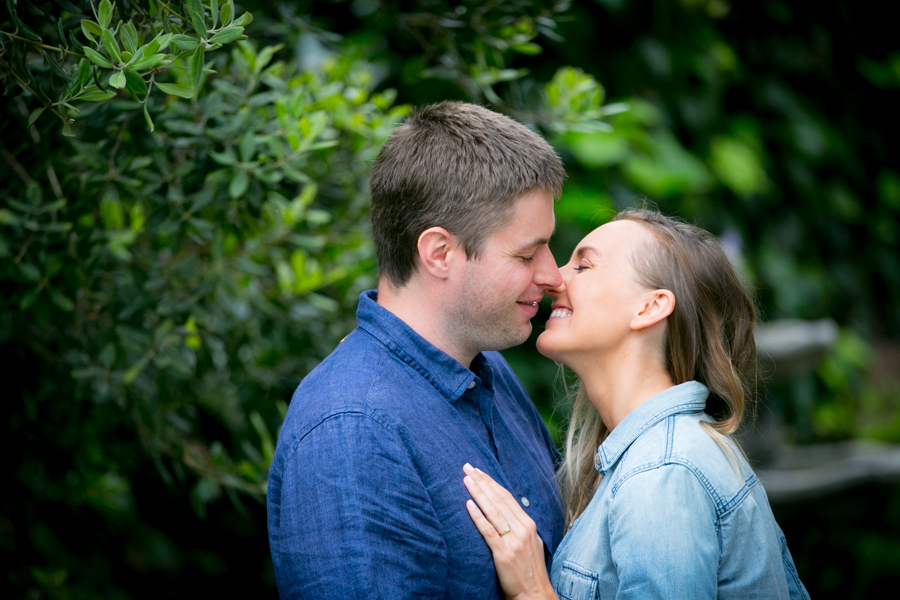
[498,524,512,536]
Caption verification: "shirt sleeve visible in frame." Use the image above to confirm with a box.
[269,412,447,600]
[607,464,719,600]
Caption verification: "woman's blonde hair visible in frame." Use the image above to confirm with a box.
[557,208,757,527]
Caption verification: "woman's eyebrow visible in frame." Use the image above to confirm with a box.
[572,245,599,260]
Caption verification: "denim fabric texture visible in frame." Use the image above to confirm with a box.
[267,290,564,599]
[549,381,811,600]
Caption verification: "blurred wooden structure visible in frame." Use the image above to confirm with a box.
[745,318,900,503]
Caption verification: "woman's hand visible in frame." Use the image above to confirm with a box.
[463,463,559,600]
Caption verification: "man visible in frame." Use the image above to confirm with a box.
[267,102,566,599]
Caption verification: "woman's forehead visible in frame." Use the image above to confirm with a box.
[575,220,653,256]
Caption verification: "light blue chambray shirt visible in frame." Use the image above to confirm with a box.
[549,381,810,600]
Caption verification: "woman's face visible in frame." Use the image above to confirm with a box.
[536,220,657,366]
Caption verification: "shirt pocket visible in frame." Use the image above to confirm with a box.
[556,561,599,600]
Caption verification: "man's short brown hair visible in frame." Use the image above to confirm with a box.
[370,102,565,287]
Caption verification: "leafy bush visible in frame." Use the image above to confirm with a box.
[2,1,613,596]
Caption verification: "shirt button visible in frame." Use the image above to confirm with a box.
[521,497,530,507]
[467,380,476,390]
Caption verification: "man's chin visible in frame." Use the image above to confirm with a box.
[478,324,532,353]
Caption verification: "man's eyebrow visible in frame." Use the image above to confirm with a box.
[514,236,551,253]
[513,223,556,253]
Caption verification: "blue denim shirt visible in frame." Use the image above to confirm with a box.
[550,382,810,600]
[267,290,564,599]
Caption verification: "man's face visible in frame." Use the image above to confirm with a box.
[446,189,562,357]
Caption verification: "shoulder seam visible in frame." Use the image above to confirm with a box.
[611,458,725,513]
[284,408,398,463]
[284,353,394,463]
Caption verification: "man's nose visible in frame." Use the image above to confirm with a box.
[534,246,563,289]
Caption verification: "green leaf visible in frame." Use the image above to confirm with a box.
[69,58,91,94]
[254,44,283,76]
[155,82,195,98]
[27,107,45,128]
[68,29,85,52]
[220,1,234,26]
[233,12,253,27]
[77,86,117,101]
[210,151,236,165]
[62,119,75,137]
[208,27,243,45]
[108,71,126,89]
[19,263,41,281]
[54,0,81,11]
[83,47,113,69]
[50,290,75,312]
[229,170,249,198]
[45,55,71,82]
[191,10,208,39]
[97,0,113,29]
[143,40,160,57]
[185,0,204,19]
[188,48,204,92]
[101,29,122,64]
[208,0,218,29]
[153,33,173,52]
[124,72,147,98]
[121,21,138,54]
[128,54,165,70]
[173,34,200,51]
[143,103,154,132]
[80,19,101,43]
[511,43,543,55]
[9,5,41,41]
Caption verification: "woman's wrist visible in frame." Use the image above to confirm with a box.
[514,580,558,600]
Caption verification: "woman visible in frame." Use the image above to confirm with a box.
[463,209,810,599]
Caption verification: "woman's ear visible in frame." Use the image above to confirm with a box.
[417,227,460,280]
[631,289,675,331]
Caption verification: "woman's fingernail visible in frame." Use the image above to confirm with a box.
[464,475,473,485]
[463,463,473,474]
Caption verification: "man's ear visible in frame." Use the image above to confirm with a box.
[631,289,675,331]
[417,227,461,280]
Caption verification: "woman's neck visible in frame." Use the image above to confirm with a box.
[573,347,675,431]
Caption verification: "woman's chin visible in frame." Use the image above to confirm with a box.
[536,331,565,362]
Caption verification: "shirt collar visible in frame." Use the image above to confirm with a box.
[355,290,491,403]
[594,381,709,474]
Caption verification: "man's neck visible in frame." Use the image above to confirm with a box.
[376,279,476,368]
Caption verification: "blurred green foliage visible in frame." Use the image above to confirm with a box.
[2,0,899,598]
[0,0,253,134]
